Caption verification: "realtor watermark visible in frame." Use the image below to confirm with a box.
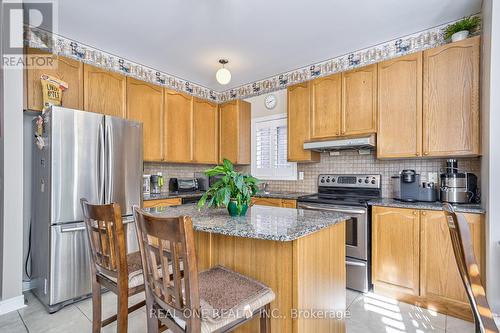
[2,0,58,69]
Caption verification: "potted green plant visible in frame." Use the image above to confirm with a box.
[444,16,481,42]
[197,159,259,216]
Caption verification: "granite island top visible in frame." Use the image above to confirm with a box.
[368,198,485,214]
[144,203,350,242]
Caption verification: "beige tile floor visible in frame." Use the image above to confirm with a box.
[1,290,498,333]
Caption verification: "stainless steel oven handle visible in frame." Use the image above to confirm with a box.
[346,260,367,267]
[298,204,365,215]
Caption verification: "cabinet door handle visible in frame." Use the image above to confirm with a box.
[424,152,429,155]
[422,211,427,216]
[413,211,418,215]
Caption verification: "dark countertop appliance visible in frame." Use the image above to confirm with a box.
[169,177,199,193]
[440,159,479,204]
[298,174,382,293]
[392,170,437,202]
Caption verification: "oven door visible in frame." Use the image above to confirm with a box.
[297,202,368,260]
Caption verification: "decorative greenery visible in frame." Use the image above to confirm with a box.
[444,16,481,40]
[197,159,259,215]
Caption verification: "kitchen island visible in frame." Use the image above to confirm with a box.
[146,204,349,333]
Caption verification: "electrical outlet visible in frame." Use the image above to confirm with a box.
[298,172,304,180]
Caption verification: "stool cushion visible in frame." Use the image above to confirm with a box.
[198,265,275,333]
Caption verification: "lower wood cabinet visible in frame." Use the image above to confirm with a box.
[372,206,484,321]
[251,197,297,208]
[142,198,182,208]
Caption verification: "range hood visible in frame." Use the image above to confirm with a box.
[303,134,376,152]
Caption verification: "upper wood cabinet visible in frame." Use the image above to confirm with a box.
[372,206,421,296]
[423,36,480,157]
[420,210,483,316]
[164,89,193,163]
[341,64,377,136]
[310,74,342,139]
[377,52,423,158]
[25,48,84,111]
[287,82,320,163]
[126,78,164,162]
[83,64,126,117]
[219,100,251,165]
[193,98,218,164]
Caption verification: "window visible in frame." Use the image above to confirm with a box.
[251,114,297,180]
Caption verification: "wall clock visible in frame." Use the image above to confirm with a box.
[264,94,277,110]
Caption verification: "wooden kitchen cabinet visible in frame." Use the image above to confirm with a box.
[420,210,483,319]
[423,36,480,157]
[310,74,342,139]
[287,82,320,162]
[377,52,423,158]
[219,100,251,165]
[164,89,193,163]
[142,197,182,208]
[193,98,218,164]
[372,205,485,321]
[25,48,84,111]
[126,77,163,162]
[251,197,297,208]
[83,64,126,117]
[341,64,377,136]
[372,206,421,296]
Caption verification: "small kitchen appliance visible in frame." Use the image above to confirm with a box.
[298,174,382,292]
[440,159,479,204]
[392,170,437,202]
[143,174,151,195]
[150,173,164,194]
[169,178,199,193]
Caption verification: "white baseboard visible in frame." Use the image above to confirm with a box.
[0,295,26,315]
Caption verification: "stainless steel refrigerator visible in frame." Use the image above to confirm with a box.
[31,106,143,312]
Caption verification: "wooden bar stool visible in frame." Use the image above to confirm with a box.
[443,203,499,333]
[133,207,275,333]
[80,199,146,333]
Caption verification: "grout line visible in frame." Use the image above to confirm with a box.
[74,303,92,322]
[16,310,30,333]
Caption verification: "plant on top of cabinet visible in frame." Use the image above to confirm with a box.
[287,82,320,163]
[126,77,164,162]
[377,52,423,158]
[164,89,193,163]
[423,36,480,157]
[219,100,251,165]
[83,64,126,117]
[444,16,481,42]
[25,48,83,112]
[341,64,377,136]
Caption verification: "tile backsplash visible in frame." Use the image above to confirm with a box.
[145,152,481,198]
[238,151,481,198]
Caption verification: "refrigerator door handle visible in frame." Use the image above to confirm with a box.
[98,121,105,204]
[105,123,113,204]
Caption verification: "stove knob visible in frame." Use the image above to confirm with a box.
[326,178,330,183]
[331,178,336,183]
[358,179,362,183]
[320,179,325,183]
[371,180,376,184]
[365,178,369,184]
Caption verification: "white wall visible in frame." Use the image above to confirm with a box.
[245,89,287,119]
[0,1,25,310]
[481,0,500,314]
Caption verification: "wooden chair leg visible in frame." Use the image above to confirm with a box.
[116,285,129,333]
[260,304,271,333]
[145,288,159,333]
[91,278,102,333]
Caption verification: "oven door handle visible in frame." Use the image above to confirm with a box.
[298,204,366,215]
[346,260,367,267]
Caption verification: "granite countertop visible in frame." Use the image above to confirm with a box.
[253,191,313,200]
[368,198,485,214]
[145,204,350,242]
[143,191,205,201]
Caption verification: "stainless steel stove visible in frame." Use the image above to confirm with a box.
[298,174,381,292]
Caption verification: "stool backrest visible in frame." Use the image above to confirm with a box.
[80,199,128,280]
[133,207,201,332]
[443,203,498,333]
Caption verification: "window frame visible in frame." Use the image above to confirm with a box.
[251,114,297,181]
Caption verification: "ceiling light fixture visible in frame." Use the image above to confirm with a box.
[216,59,231,85]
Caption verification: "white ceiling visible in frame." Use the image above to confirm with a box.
[57,0,481,91]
